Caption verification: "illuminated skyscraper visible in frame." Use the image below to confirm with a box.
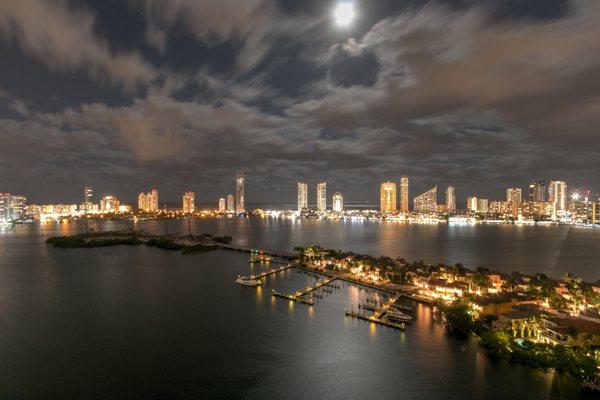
[317,182,326,212]
[332,192,343,212]
[0,193,26,222]
[138,193,146,211]
[400,176,409,213]
[235,171,245,214]
[529,181,546,202]
[149,189,158,211]
[414,186,437,212]
[138,188,159,212]
[380,182,397,213]
[297,182,308,211]
[506,188,522,203]
[182,191,195,213]
[548,181,567,211]
[477,198,489,213]
[218,197,226,212]
[226,194,235,213]
[83,186,92,204]
[467,196,478,212]
[100,195,119,213]
[445,186,456,212]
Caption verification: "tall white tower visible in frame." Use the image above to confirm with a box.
[400,176,409,213]
[332,192,343,212]
[445,186,456,212]
[297,182,308,211]
[549,181,567,211]
[235,171,245,214]
[317,182,327,212]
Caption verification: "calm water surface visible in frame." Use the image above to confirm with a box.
[0,219,598,399]
[144,217,597,279]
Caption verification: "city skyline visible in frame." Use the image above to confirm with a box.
[4,175,595,208]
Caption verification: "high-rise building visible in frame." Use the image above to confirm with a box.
[477,198,489,213]
[518,201,555,218]
[226,194,235,213]
[506,188,522,203]
[82,186,94,213]
[489,201,516,215]
[400,176,409,213]
[235,171,245,214]
[332,192,343,213]
[317,182,327,212]
[149,189,158,211]
[380,181,397,213]
[467,196,478,212]
[84,186,93,203]
[414,186,437,212]
[218,197,226,212]
[100,195,119,213]
[182,191,195,213]
[138,189,159,212]
[570,198,597,224]
[445,186,456,212]
[0,193,26,222]
[529,181,546,202]
[138,193,146,211]
[548,181,567,211]
[297,182,308,211]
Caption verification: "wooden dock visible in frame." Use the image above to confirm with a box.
[345,309,406,330]
[372,292,403,319]
[271,277,338,306]
[248,264,292,280]
[298,277,338,295]
[272,290,314,306]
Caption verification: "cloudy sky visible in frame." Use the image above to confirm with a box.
[1,0,599,205]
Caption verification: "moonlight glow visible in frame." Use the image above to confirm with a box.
[334,2,355,27]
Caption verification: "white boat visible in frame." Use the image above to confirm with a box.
[386,308,412,322]
[236,276,263,286]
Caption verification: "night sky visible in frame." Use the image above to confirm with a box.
[1,0,598,205]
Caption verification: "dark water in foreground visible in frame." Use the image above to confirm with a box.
[0,219,599,398]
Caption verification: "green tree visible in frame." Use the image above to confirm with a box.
[440,299,477,338]
[480,331,512,359]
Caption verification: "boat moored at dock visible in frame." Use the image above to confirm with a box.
[236,276,263,286]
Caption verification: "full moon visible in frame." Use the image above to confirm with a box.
[334,2,355,27]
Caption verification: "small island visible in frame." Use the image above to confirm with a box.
[45,231,232,254]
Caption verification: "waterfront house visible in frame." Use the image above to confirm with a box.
[471,293,540,315]
[540,317,600,346]
[492,305,547,337]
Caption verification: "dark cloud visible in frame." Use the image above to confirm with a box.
[323,0,600,139]
[0,0,599,204]
[135,0,322,73]
[0,0,157,90]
